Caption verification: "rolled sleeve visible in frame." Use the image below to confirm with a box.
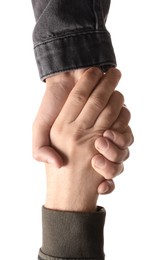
[38,206,106,260]
[32,0,116,81]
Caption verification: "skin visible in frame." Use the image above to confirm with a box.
[32,68,133,194]
[44,68,132,212]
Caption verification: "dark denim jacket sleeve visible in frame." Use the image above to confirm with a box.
[38,206,106,260]
[31,0,116,81]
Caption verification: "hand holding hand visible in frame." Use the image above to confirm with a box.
[32,68,133,195]
[45,68,125,211]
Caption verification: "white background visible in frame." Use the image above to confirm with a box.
[0,1,150,259]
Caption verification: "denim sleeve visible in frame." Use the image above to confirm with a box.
[38,206,106,260]
[31,0,116,81]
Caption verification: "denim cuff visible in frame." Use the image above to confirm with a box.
[34,30,116,81]
[38,206,106,260]
[32,0,116,81]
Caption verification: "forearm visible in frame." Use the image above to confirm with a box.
[31,0,116,81]
[39,160,106,260]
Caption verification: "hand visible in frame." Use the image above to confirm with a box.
[32,68,133,195]
[45,68,124,212]
[32,69,86,167]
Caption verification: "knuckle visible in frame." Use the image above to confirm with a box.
[125,126,134,146]
[104,162,124,179]
[90,96,105,110]
[120,136,131,149]
[114,120,128,133]
[124,107,131,121]
[129,133,134,146]
[112,152,123,163]
[119,92,124,103]
[72,91,86,104]
[124,149,130,161]
[108,168,118,179]
[105,106,113,116]
[112,109,131,133]
[109,148,127,163]
[111,131,129,149]
[120,164,124,173]
[70,127,84,141]
[104,105,116,119]
[114,91,124,103]
[104,92,124,120]
[113,149,129,163]
[32,150,41,162]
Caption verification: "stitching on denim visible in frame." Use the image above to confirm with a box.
[34,30,110,49]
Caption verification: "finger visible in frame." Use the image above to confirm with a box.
[32,79,73,165]
[97,179,115,195]
[58,67,103,123]
[36,82,71,127]
[103,126,134,149]
[76,68,121,128]
[94,91,124,130]
[111,106,131,133]
[32,120,63,167]
[94,137,129,163]
[91,154,124,180]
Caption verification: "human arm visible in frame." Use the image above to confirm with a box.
[31,0,116,167]
[32,69,133,194]
[31,0,133,193]
[38,68,125,260]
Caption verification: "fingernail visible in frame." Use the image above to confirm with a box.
[98,186,109,195]
[96,138,108,151]
[94,156,106,169]
[103,186,110,194]
[103,130,114,141]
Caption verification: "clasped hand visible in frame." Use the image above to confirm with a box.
[32,68,133,195]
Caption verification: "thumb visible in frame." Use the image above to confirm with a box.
[32,146,63,168]
[32,116,64,168]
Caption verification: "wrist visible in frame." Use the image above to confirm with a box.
[45,164,99,212]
